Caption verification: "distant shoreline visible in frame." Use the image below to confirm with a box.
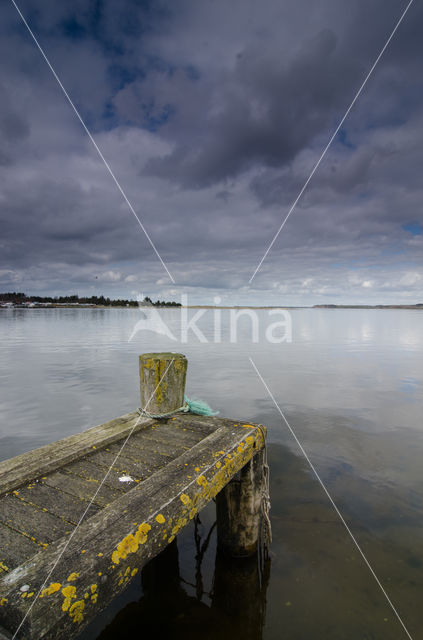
[312,304,423,310]
[2,304,423,310]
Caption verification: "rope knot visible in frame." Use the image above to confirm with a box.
[138,396,218,419]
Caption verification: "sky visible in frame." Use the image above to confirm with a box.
[1,0,422,305]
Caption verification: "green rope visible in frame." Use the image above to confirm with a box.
[138,395,218,420]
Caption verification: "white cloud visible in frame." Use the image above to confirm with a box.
[399,272,422,286]
[97,271,122,282]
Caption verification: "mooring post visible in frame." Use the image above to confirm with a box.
[140,351,265,557]
[139,352,188,415]
[216,449,264,557]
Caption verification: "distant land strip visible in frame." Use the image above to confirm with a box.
[1,293,422,310]
[0,293,181,308]
[313,304,423,309]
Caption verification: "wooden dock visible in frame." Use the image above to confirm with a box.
[0,353,268,639]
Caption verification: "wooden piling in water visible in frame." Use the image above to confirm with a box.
[216,449,264,556]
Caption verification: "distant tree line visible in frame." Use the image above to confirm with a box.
[0,292,181,307]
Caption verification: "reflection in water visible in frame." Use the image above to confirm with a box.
[212,552,271,640]
[96,519,271,640]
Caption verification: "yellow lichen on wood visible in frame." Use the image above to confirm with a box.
[41,582,61,598]
[67,572,79,582]
[155,513,165,524]
[88,584,98,604]
[111,523,151,564]
[0,561,9,572]
[69,600,85,624]
[61,585,77,611]
[135,522,151,544]
[111,534,137,564]
[173,358,185,373]
[0,598,8,606]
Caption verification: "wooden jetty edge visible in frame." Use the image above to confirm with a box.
[0,353,268,640]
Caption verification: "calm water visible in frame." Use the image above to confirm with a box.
[1,308,423,639]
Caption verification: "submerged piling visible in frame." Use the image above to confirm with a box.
[216,449,265,556]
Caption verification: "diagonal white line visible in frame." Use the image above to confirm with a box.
[249,356,414,640]
[10,0,175,284]
[11,358,176,640]
[249,0,414,283]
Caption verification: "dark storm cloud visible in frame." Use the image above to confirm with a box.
[0,83,30,166]
[140,29,363,188]
[0,0,422,303]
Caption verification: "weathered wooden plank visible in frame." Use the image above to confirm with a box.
[128,439,184,464]
[41,472,121,509]
[82,446,161,479]
[116,432,176,458]
[144,417,206,441]
[0,495,72,547]
[61,459,139,494]
[124,432,189,459]
[152,414,211,441]
[0,412,154,496]
[170,413,224,434]
[13,484,99,526]
[0,524,42,573]
[0,422,264,640]
[171,414,247,439]
[176,416,218,434]
[82,448,149,475]
[102,443,174,472]
[0,625,11,640]
[132,426,202,453]
[0,412,221,499]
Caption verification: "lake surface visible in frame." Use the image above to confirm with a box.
[1,308,422,639]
